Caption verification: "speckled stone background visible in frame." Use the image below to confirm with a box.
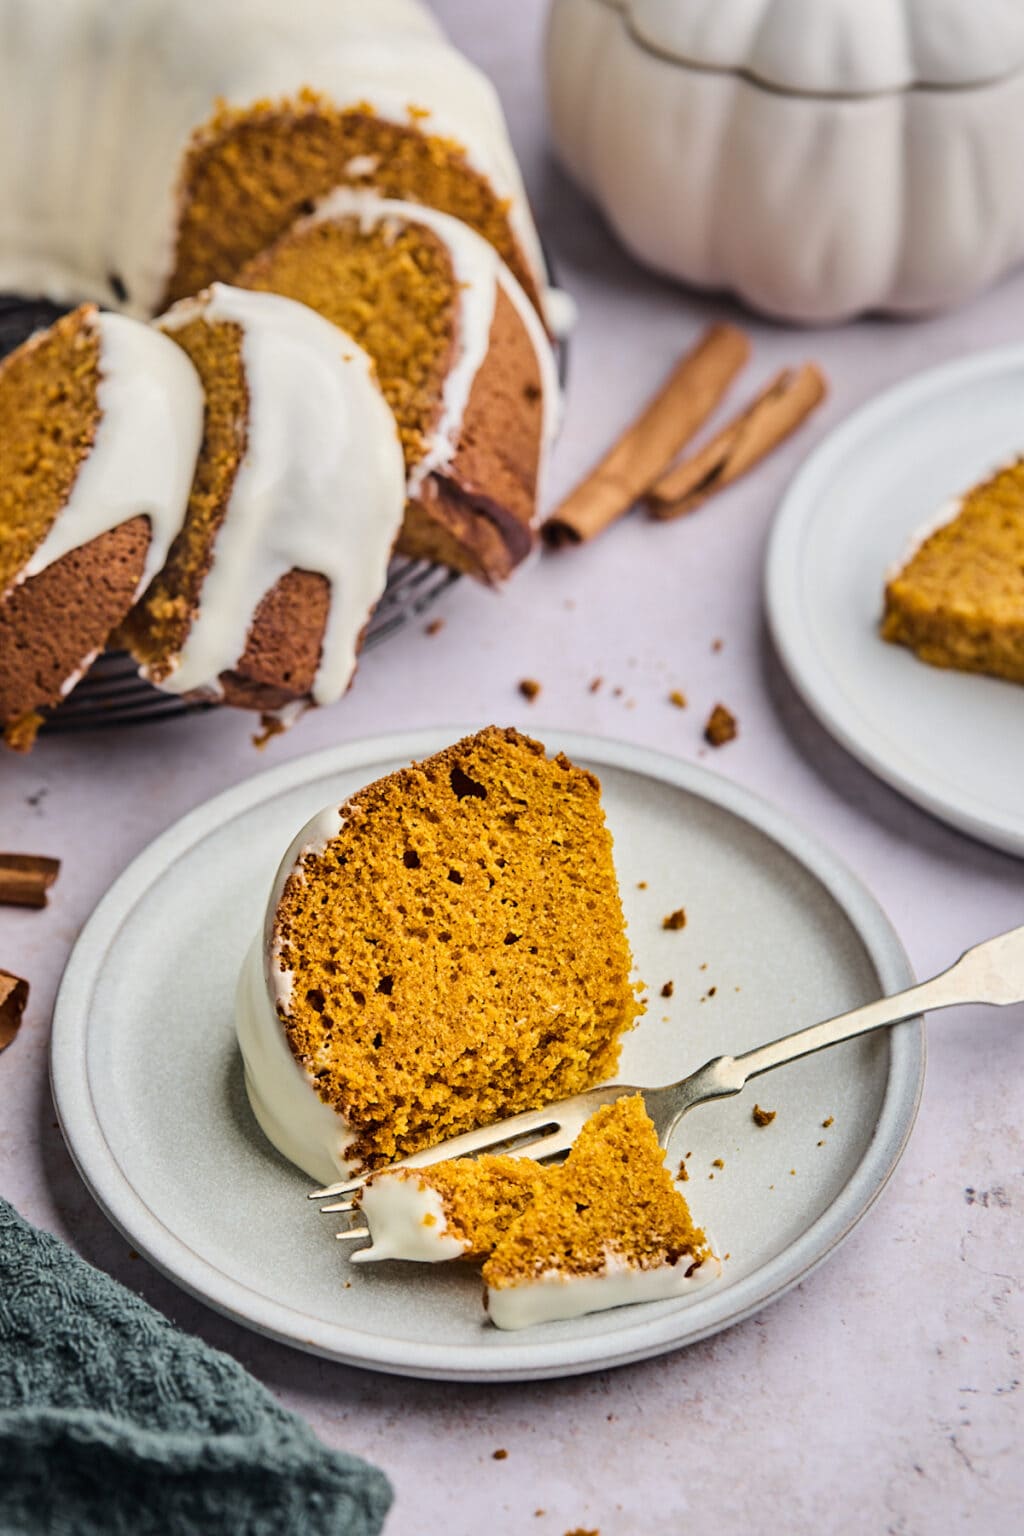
[1,2,1021,1531]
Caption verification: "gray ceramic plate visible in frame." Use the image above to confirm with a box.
[50,729,924,1382]
[766,345,1024,857]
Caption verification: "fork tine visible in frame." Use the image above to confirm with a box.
[335,1225,370,1242]
[309,1174,368,1201]
[318,1198,358,1214]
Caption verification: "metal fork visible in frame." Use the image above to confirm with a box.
[310,924,1024,1241]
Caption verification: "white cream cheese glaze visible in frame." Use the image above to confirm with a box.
[236,804,359,1186]
[236,937,358,1187]
[351,1174,467,1264]
[0,0,551,321]
[486,1247,722,1331]
[305,189,561,501]
[154,284,405,705]
[22,310,203,592]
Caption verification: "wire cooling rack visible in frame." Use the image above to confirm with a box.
[46,558,458,732]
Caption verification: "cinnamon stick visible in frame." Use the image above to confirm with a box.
[542,324,750,546]
[0,970,28,1052]
[0,853,60,909]
[647,363,827,520]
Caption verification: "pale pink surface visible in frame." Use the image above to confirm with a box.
[1,3,1022,1531]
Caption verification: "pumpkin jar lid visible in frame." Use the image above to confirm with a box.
[621,0,1024,96]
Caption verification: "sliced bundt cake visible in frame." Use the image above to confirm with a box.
[236,191,558,583]
[236,727,643,1182]
[882,462,1024,684]
[0,304,203,749]
[0,0,551,324]
[120,283,406,712]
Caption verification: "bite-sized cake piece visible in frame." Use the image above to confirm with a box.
[0,303,203,749]
[0,0,551,324]
[353,1157,546,1264]
[348,1096,719,1331]
[483,1096,718,1330]
[882,461,1024,684]
[236,727,643,1183]
[121,284,406,713]
[238,191,559,583]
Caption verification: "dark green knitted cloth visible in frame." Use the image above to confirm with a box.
[0,1200,391,1536]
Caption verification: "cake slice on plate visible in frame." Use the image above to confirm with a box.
[236,726,643,1182]
[882,460,1024,684]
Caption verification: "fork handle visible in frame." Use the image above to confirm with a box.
[732,922,1024,1086]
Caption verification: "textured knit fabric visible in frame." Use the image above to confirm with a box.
[0,1200,392,1536]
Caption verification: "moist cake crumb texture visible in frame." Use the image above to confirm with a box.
[273,727,643,1169]
[483,1095,711,1292]
[882,461,1024,683]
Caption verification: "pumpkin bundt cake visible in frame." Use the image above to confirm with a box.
[0,0,551,324]
[237,191,558,583]
[120,284,406,712]
[350,1096,719,1331]
[236,727,643,1182]
[0,304,203,749]
[882,462,1024,684]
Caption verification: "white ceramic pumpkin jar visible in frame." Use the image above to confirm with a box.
[545,0,1024,323]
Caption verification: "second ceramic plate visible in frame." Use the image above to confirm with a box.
[51,729,922,1381]
[767,344,1024,856]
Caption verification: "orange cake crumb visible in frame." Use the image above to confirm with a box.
[272,727,643,1169]
[704,704,737,747]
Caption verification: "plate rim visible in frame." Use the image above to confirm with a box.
[765,342,1024,858]
[50,726,925,1382]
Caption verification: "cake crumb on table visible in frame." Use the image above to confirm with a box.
[662,907,687,930]
[711,637,723,653]
[704,703,738,746]
[636,880,647,890]
[518,677,541,702]
[589,676,603,693]
[677,1160,689,1181]
[252,713,288,750]
[661,979,674,998]
[712,1158,724,1169]
[752,1104,776,1127]
[492,1448,508,1461]
[822,1115,834,1128]
[668,688,687,708]
[424,617,445,636]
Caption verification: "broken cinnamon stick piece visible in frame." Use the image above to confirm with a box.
[0,970,28,1052]
[542,324,750,546]
[0,854,61,909]
[647,363,827,521]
